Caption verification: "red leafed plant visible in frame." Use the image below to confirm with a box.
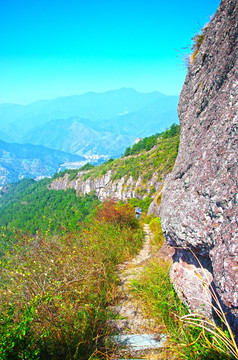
[96,199,138,228]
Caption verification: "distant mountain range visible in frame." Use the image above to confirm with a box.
[0,88,179,158]
[22,117,135,157]
[0,140,85,186]
[0,88,179,185]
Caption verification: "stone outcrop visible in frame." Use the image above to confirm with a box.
[50,170,161,202]
[147,199,160,217]
[160,0,238,329]
[147,191,162,217]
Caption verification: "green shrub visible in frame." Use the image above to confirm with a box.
[68,169,79,181]
[159,123,180,140]
[52,169,70,180]
[80,163,95,171]
[0,206,143,359]
[128,196,152,213]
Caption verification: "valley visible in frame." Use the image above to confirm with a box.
[0,140,86,186]
[0,125,179,234]
[0,89,179,187]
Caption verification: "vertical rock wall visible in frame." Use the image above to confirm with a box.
[160,0,238,329]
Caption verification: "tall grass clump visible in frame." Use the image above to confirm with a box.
[0,201,143,360]
[131,258,236,359]
[148,216,165,252]
[130,220,236,360]
[181,256,238,360]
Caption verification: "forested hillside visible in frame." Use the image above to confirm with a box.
[0,200,144,359]
[50,124,180,202]
[0,178,99,235]
[0,118,168,358]
[0,125,180,236]
[0,125,179,359]
[0,119,235,360]
[123,123,179,156]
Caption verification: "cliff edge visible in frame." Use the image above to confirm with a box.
[160,0,238,329]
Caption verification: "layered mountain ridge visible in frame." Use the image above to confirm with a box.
[0,140,85,186]
[0,88,179,186]
[0,88,179,158]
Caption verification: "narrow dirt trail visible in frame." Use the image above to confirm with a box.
[109,224,166,359]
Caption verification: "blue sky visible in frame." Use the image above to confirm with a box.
[0,0,220,104]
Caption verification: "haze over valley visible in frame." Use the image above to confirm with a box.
[0,88,179,185]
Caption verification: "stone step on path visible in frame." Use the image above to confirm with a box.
[109,224,167,359]
[112,333,167,351]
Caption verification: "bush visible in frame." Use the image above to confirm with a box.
[96,199,138,229]
[0,213,143,359]
[159,123,180,140]
[128,197,153,213]
[79,163,95,171]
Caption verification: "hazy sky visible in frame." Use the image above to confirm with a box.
[0,0,220,104]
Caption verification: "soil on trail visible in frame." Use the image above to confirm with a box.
[109,224,166,359]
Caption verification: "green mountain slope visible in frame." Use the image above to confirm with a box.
[83,129,179,182]
[0,178,99,235]
[0,125,180,359]
[0,125,180,235]
[0,199,143,360]
[51,124,180,201]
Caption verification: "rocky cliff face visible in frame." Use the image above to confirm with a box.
[160,0,238,329]
[50,125,180,204]
[50,170,161,202]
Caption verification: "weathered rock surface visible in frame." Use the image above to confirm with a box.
[50,170,161,201]
[147,198,160,217]
[147,190,162,217]
[160,0,238,329]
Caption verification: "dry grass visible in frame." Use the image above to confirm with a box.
[128,218,236,360]
[0,202,144,360]
[180,252,238,359]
